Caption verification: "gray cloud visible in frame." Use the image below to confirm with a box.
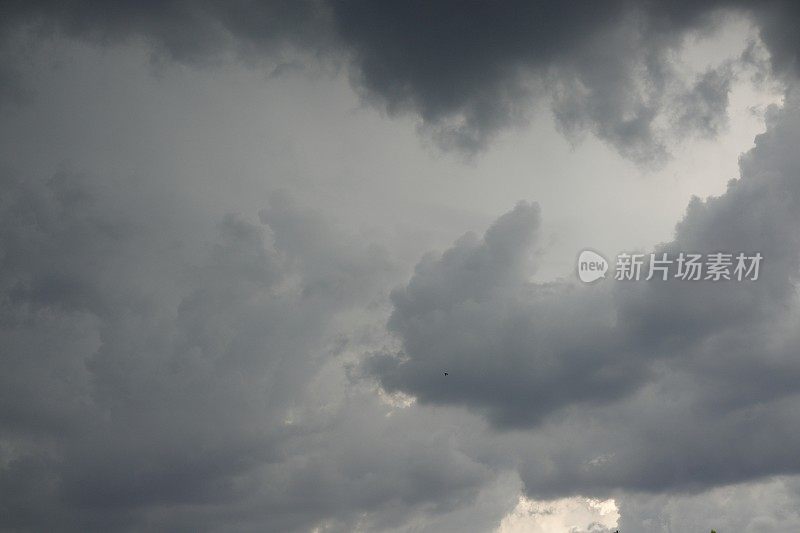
[616,476,800,532]
[330,0,735,162]
[328,0,800,161]
[369,89,800,501]
[671,63,736,138]
[1,1,800,162]
[0,167,500,531]
[4,3,800,531]
[0,0,332,64]
[366,202,645,428]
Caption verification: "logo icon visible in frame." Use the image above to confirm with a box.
[577,250,608,283]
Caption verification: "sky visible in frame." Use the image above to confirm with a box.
[1,1,800,532]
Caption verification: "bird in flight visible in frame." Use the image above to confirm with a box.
[443,372,448,376]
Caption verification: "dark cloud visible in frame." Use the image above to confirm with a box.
[366,202,645,428]
[0,0,332,64]
[748,0,800,77]
[4,2,800,531]
[369,90,800,500]
[330,0,728,161]
[2,0,800,161]
[328,0,800,161]
[0,167,500,531]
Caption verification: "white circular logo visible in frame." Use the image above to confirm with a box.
[577,250,609,283]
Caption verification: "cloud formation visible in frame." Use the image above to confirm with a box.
[369,90,800,502]
[0,168,503,531]
[1,0,800,161]
[3,2,800,531]
[366,201,642,428]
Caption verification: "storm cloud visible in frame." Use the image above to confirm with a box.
[0,167,501,531]
[369,90,800,502]
[0,0,799,161]
[3,2,800,532]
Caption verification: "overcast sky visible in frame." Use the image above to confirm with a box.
[2,2,800,532]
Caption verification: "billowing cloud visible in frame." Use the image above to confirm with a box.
[1,1,799,161]
[366,201,643,428]
[3,2,800,532]
[0,168,501,531]
[369,89,800,501]
[328,1,800,159]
